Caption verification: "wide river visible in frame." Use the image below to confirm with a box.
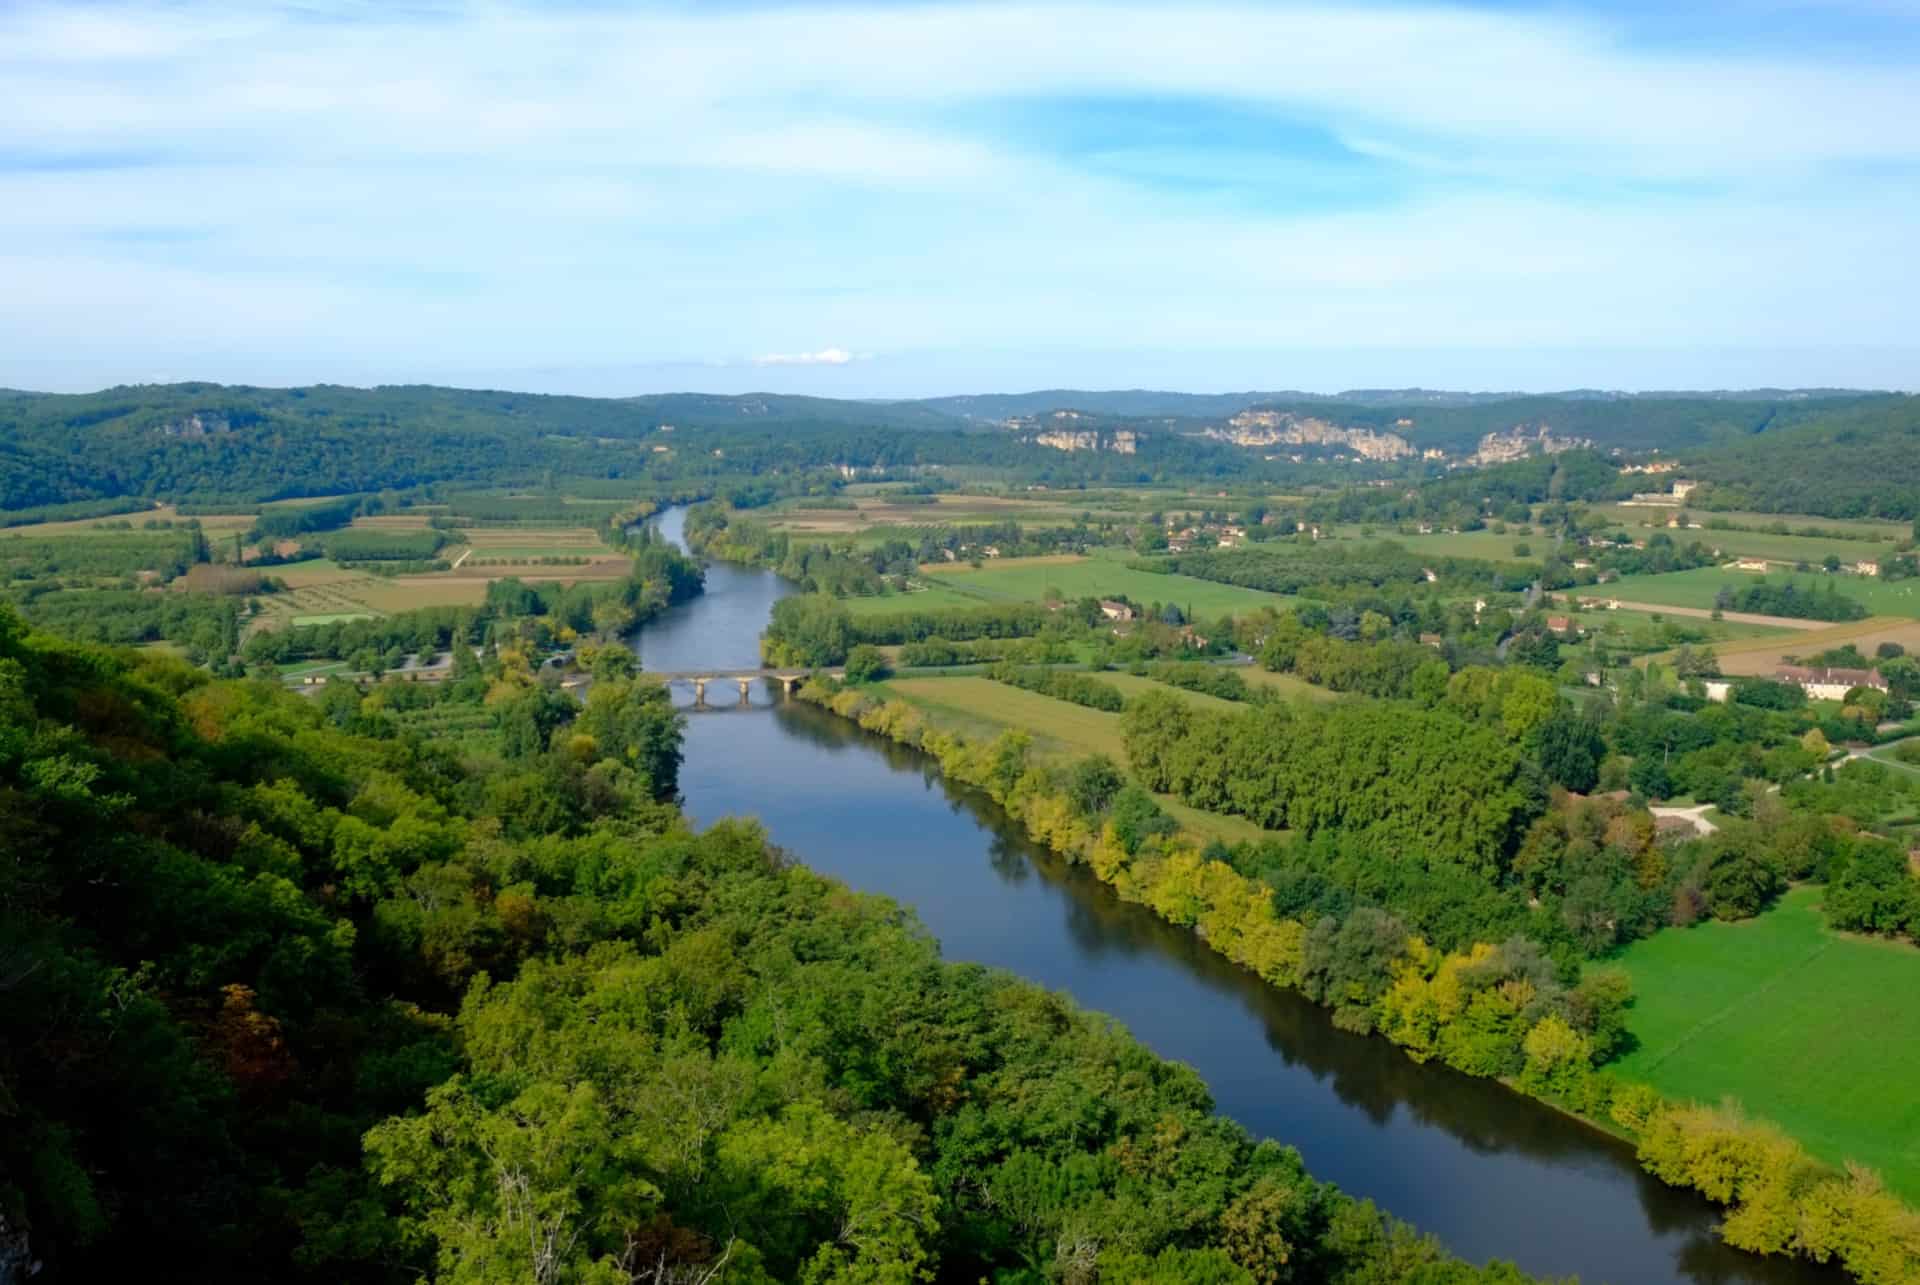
[630,508,1834,1285]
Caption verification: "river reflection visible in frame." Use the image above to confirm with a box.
[641,509,1838,1285]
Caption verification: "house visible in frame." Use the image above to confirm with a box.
[1571,559,1593,570]
[1421,567,1439,583]
[1703,679,1733,703]
[1733,558,1769,572]
[1856,560,1881,577]
[1773,666,1889,701]
[1099,600,1135,622]
[1546,615,1576,635]
[1419,632,1444,648]
[1671,480,1699,500]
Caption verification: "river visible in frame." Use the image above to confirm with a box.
[630,507,1834,1285]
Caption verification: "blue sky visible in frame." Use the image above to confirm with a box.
[3,0,1917,396]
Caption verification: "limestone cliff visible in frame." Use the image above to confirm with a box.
[1204,411,1416,461]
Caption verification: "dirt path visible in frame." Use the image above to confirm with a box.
[1650,803,1720,835]
[450,546,473,570]
[1603,600,1831,630]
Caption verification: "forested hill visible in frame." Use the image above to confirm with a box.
[2,379,1913,514]
[0,605,1546,1283]
[1681,395,1920,518]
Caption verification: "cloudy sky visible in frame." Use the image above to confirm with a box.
[4,0,1918,396]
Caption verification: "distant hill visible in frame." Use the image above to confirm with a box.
[1,380,1912,518]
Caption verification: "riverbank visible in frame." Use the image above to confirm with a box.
[795,677,1920,1285]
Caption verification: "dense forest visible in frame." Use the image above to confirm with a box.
[0,603,1557,1284]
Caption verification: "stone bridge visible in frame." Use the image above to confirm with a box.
[641,669,841,707]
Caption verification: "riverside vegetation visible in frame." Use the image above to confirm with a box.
[0,596,1578,1283]
[795,669,1920,1285]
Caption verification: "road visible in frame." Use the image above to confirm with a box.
[1599,600,1831,630]
[1650,802,1720,835]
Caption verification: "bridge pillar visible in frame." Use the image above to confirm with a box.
[779,675,797,696]
[736,676,753,705]
[691,677,708,706]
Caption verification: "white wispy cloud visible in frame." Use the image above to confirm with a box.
[752,348,860,367]
[0,1,1915,391]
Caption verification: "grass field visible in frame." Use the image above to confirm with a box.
[877,673,1278,845]
[0,504,257,538]
[919,548,1294,616]
[1590,505,1910,544]
[1703,617,1920,676]
[1610,887,1920,1199]
[1366,528,1542,563]
[1606,565,1920,619]
[1238,667,1341,701]
[839,583,983,615]
[291,611,377,627]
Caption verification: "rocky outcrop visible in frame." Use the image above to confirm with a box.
[154,412,231,438]
[1470,424,1591,465]
[1204,411,1415,461]
[1033,429,1138,454]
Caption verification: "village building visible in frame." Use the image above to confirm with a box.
[1099,600,1135,622]
[1733,558,1769,572]
[1773,666,1890,701]
[1855,560,1881,577]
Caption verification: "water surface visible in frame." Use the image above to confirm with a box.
[635,507,1836,1285]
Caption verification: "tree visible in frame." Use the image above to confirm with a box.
[576,678,683,797]
[1536,710,1604,793]
[842,644,889,683]
[1067,754,1125,817]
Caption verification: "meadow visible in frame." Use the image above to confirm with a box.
[1606,565,1920,618]
[877,672,1278,845]
[1590,504,1910,544]
[1609,886,1920,1200]
[919,548,1295,615]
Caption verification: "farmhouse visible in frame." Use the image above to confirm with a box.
[1099,600,1135,622]
[1855,560,1881,577]
[1773,666,1890,701]
[1546,615,1576,635]
[1733,558,1770,572]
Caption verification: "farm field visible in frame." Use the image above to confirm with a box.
[0,504,258,538]
[1705,617,1920,676]
[920,548,1294,615]
[1605,565,1920,618]
[844,582,992,615]
[877,673,1278,845]
[291,611,377,627]
[1590,504,1910,544]
[1610,887,1920,1201]
[1238,667,1341,701]
[1100,671,1246,713]
[1371,528,1543,563]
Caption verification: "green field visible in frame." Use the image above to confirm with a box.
[1606,565,1920,618]
[844,583,988,615]
[291,611,379,627]
[1591,505,1910,544]
[1611,887,1920,1199]
[920,548,1294,615]
[877,673,1277,845]
[1239,667,1341,701]
[1370,528,1542,563]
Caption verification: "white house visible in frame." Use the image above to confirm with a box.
[1774,666,1889,702]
